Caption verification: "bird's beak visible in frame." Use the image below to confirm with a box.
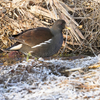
[65,26,71,30]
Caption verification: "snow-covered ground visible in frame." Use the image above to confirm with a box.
[0,56,100,100]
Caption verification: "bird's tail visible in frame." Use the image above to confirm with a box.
[0,48,11,53]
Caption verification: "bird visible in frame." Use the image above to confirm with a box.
[3,19,66,58]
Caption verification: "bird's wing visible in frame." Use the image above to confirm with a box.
[12,27,54,47]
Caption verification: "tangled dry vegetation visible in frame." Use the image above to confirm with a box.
[0,0,100,56]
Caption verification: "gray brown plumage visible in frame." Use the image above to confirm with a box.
[6,19,66,57]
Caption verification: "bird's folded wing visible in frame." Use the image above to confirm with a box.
[11,27,54,47]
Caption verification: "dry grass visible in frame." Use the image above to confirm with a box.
[0,0,100,55]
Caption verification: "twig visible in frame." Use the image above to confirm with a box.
[4,75,12,88]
